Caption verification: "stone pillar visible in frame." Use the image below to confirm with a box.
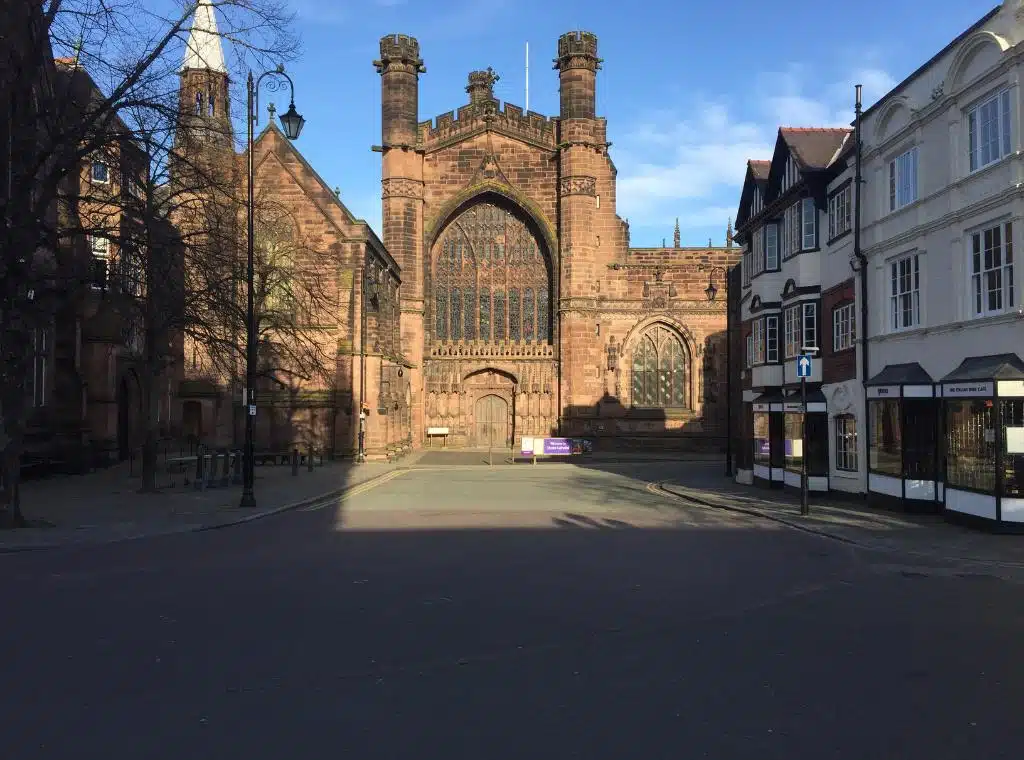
[375,34,427,447]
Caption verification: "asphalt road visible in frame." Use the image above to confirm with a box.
[4,460,1024,759]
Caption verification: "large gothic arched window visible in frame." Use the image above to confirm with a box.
[433,201,551,343]
[631,325,690,409]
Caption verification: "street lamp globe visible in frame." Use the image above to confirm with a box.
[279,101,306,140]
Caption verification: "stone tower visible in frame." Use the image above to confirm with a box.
[374,34,427,440]
[177,0,232,154]
[554,31,615,414]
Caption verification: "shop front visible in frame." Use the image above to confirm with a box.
[940,354,1024,530]
[782,387,828,492]
[865,363,940,513]
[752,390,785,488]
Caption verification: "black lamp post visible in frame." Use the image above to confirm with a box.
[704,267,733,478]
[357,261,380,463]
[239,65,305,509]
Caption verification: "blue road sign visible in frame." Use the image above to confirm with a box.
[797,354,812,378]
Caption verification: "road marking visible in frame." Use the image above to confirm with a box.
[300,469,409,512]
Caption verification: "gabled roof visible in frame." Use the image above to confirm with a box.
[734,159,771,234]
[779,127,851,170]
[252,123,401,275]
[765,126,851,201]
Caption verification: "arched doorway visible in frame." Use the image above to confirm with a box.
[182,400,203,442]
[475,394,508,448]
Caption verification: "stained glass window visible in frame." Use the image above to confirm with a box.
[432,200,550,343]
[494,290,506,341]
[631,325,689,408]
[509,288,521,341]
[450,287,461,341]
[480,287,491,340]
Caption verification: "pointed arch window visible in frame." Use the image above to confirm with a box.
[631,325,690,408]
[432,201,550,343]
[195,91,203,115]
[208,90,216,117]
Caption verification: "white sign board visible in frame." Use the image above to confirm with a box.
[942,382,993,398]
[521,436,534,455]
[426,427,449,435]
[867,385,900,399]
[1007,427,1024,454]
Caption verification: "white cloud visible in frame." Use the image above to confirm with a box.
[614,64,897,238]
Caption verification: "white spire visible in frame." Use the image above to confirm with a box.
[182,1,226,73]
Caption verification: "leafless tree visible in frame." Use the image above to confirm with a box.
[1,0,299,523]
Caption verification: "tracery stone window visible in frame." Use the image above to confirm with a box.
[631,324,690,408]
[433,201,550,342]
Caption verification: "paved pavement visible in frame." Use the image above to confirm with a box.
[3,460,1024,758]
[0,455,401,551]
[658,466,1024,568]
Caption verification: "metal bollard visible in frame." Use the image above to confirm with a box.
[220,448,231,487]
[194,445,206,490]
[232,450,243,485]
[291,448,299,476]
[307,445,314,472]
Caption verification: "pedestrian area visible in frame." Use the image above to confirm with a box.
[0,452,400,551]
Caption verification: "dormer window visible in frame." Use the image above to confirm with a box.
[91,162,109,183]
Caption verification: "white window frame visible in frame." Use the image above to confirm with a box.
[91,161,109,184]
[968,88,1012,173]
[970,221,1015,317]
[765,315,779,363]
[765,223,779,270]
[828,184,852,240]
[742,248,752,287]
[888,147,918,212]
[90,236,110,289]
[889,252,921,331]
[784,302,817,358]
[784,203,800,258]
[746,333,753,368]
[801,197,816,250]
[834,414,858,472]
[752,226,765,277]
[832,302,856,352]
[752,318,765,365]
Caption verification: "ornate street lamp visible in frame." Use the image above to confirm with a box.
[704,266,732,478]
[240,65,305,509]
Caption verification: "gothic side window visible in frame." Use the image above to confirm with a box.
[432,200,550,343]
[208,91,215,117]
[631,325,689,408]
[195,91,203,115]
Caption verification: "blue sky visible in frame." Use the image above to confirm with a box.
[243,0,994,247]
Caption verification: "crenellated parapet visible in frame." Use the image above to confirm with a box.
[554,31,602,72]
[418,101,557,149]
[373,34,425,74]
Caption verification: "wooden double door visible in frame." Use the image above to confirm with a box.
[474,394,509,448]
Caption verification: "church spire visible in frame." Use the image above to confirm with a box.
[182,0,227,73]
[673,218,680,248]
[726,217,734,248]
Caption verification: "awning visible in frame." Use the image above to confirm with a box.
[783,388,826,412]
[866,362,934,386]
[753,389,786,404]
[940,354,1024,383]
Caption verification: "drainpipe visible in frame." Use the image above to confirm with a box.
[852,85,868,478]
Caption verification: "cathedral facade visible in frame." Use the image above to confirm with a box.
[375,32,738,450]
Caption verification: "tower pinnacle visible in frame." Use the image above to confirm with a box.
[673,218,680,248]
[182,1,227,73]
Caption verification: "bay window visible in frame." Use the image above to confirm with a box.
[828,184,852,240]
[784,301,817,358]
[765,223,779,270]
[832,302,855,352]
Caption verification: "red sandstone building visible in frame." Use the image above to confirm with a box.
[173,3,737,457]
[374,32,738,451]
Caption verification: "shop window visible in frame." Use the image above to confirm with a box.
[1000,398,1024,498]
[946,399,996,493]
[869,399,902,476]
[784,412,803,471]
[754,412,770,465]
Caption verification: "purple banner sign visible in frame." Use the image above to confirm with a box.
[542,438,572,455]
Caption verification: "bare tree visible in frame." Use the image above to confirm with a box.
[1,0,299,523]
